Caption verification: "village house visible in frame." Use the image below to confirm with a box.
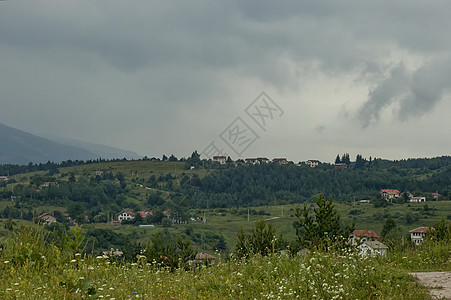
[245,158,259,165]
[212,155,227,164]
[410,227,434,245]
[42,181,59,187]
[358,240,389,256]
[188,252,217,266]
[117,211,153,221]
[118,211,135,221]
[380,189,401,200]
[432,192,441,200]
[258,157,270,164]
[349,230,381,245]
[272,158,288,164]
[349,229,388,256]
[36,213,56,225]
[409,196,426,203]
[307,160,319,168]
[0,175,9,181]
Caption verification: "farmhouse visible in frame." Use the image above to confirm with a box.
[409,196,426,203]
[380,189,401,200]
[245,158,258,165]
[258,157,270,164]
[36,213,56,225]
[307,160,319,168]
[410,227,434,245]
[212,155,227,164]
[358,240,388,256]
[349,230,380,245]
[118,211,135,221]
[272,158,288,164]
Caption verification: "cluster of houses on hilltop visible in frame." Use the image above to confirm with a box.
[380,189,441,202]
[212,156,321,167]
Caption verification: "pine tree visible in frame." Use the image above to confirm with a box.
[294,194,354,251]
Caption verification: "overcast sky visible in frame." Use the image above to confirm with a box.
[1,1,450,163]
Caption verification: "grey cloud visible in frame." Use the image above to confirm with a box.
[358,57,451,127]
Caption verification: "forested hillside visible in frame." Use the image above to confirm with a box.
[181,156,451,207]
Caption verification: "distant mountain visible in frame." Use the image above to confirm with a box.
[45,136,142,160]
[0,123,141,165]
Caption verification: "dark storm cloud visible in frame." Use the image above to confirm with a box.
[359,56,451,127]
[0,1,450,160]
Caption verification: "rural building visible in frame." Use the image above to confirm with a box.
[307,160,319,168]
[0,176,8,181]
[410,227,434,245]
[409,196,426,203]
[272,158,288,164]
[245,158,258,164]
[36,213,56,225]
[349,230,381,245]
[432,192,441,200]
[118,211,135,221]
[380,189,401,200]
[258,157,270,164]
[358,240,388,256]
[212,155,227,164]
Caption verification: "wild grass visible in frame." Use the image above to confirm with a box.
[0,226,434,299]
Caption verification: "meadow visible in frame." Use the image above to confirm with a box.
[2,225,448,299]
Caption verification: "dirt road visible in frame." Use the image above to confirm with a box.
[410,272,451,299]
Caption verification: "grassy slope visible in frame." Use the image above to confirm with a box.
[1,161,450,253]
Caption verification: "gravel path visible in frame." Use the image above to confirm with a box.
[410,272,451,299]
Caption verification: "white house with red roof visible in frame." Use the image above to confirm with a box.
[307,160,319,168]
[409,196,426,203]
[245,158,258,164]
[36,213,56,225]
[350,229,388,256]
[410,227,434,245]
[380,189,401,200]
[349,229,381,245]
[118,211,136,221]
[258,157,270,164]
[118,211,153,221]
[212,155,227,164]
[432,192,441,200]
[272,158,288,164]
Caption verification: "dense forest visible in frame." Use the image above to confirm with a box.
[180,156,451,208]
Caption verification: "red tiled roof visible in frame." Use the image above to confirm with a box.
[213,156,226,159]
[380,189,400,195]
[409,227,434,233]
[272,158,287,161]
[37,213,50,219]
[245,158,257,161]
[353,230,380,239]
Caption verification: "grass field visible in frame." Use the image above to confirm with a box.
[1,225,441,299]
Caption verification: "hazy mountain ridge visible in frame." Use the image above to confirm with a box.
[0,123,141,164]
